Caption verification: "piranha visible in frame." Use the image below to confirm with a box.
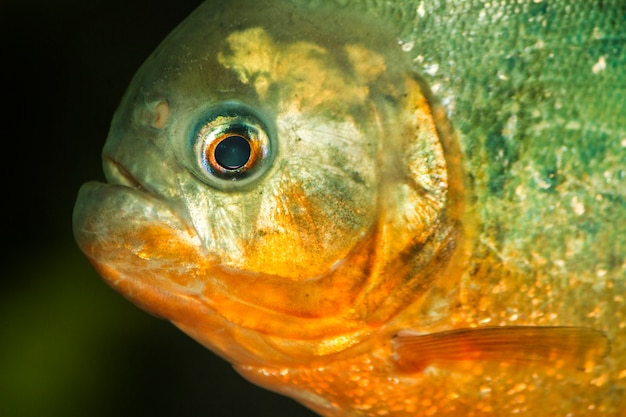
[74,0,626,415]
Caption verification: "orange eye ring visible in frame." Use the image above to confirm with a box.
[192,102,275,189]
[205,132,260,174]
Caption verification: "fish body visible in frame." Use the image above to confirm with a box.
[73,1,625,416]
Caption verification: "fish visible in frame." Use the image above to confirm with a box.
[73,0,626,416]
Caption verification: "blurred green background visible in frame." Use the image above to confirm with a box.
[0,1,316,416]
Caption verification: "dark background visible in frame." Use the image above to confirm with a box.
[0,1,316,416]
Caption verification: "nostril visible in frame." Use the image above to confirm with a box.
[152,101,169,129]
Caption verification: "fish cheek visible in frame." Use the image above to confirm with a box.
[238,123,380,279]
[210,28,384,278]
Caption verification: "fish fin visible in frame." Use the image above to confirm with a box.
[392,326,609,373]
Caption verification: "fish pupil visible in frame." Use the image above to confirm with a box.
[214,135,251,170]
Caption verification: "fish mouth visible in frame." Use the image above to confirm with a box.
[73,155,195,263]
[103,156,148,192]
[96,154,202,244]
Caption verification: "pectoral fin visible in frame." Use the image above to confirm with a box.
[392,326,608,373]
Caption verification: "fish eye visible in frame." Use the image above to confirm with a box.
[213,134,252,170]
[205,131,256,173]
[192,102,275,189]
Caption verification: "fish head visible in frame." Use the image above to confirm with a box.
[73,0,465,367]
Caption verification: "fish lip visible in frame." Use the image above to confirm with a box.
[103,156,149,193]
[100,155,197,236]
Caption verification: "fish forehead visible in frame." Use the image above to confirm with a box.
[118,0,407,103]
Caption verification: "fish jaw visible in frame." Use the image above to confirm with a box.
[73,180,271,365]
[72,181,204,318]
[72,179,360,364]
[72,179,375,366]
